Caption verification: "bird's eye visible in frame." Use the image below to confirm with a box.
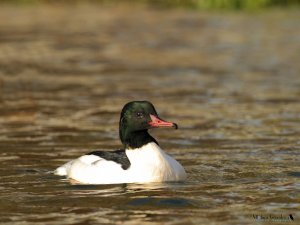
[136,112,144,118]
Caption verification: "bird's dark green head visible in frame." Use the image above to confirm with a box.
[119,101,178,149]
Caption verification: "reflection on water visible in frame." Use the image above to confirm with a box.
[0,4,299,225]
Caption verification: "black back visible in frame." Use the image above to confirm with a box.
[86,149,131,170]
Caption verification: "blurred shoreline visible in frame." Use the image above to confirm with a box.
[0,0,300,11]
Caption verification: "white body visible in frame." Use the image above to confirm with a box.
[55,142,187,184]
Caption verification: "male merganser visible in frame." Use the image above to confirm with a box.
[54,101,187,184]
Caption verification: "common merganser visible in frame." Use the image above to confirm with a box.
[54,101,187,184]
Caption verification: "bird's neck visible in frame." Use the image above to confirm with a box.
[120,129,158,149]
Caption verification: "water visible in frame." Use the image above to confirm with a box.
[0,4,299,225]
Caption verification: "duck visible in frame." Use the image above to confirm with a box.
[54,101,187,184]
